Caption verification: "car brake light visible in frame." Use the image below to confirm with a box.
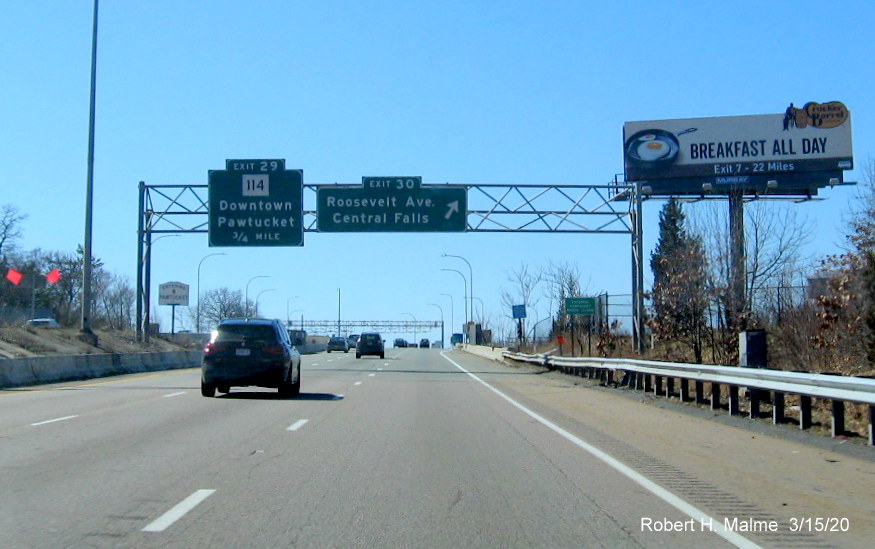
[263,344,285,355]
[204,342,226,354]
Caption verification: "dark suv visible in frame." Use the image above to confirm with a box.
[201,318,301,397]
[356,332,384,359]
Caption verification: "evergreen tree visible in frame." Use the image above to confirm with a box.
[649,199,709,362]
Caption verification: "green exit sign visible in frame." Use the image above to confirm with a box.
[208,159,304,247]
[317,176,467,232]
[565,297,597,315]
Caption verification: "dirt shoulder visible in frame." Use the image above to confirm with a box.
[0,326,196,359]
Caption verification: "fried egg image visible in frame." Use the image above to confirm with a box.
[637,139,670,161]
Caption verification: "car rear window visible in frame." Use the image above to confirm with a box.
[361,334,380,342]
[214,325,277,345]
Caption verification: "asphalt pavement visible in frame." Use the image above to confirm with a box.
[1,347,871,548]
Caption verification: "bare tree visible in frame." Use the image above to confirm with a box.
[0,204,27,261]
[499,263,542,347]
[198,287,246,328]
[813,159,875,373]
[97,273,135,329]
[690,200,813,363]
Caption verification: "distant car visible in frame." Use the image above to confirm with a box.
[327,336,349,353]
[25,318,60,329]
[347,334,359,349]
[201,318,301,397]
[419,338,430,349]
[451,333,463,346]
[393,338,407,348]
[356,332,384,359]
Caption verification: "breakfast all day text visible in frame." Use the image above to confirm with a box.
[689,137,828,160]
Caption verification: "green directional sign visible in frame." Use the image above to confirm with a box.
[565,297,597,315]
[317,176,467,232]
[209,159,303,247]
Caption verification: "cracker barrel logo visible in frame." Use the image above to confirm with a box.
[784,101,849,130]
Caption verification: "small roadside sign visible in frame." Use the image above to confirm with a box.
[158,281,190,306]
[565,297,596,315]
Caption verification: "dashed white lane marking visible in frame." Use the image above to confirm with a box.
[30,415,78,426]
[377,367,383,371]
[163,391,186,398]
[287,419,309,431]
[354,381,363,386]
[368,373,376,377]
[439,351,763,549]
[142,489,215,532]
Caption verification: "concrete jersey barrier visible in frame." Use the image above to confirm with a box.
[0,351,202,389]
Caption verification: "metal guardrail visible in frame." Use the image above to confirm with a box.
[503,352,875,446]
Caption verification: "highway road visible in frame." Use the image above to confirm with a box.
[2,347,872,548]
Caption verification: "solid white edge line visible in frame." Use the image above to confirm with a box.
[142,489,215,533]
[163,391,187,398]
[30,415,78,426]
[440,350,763,549]
[287,419,309,431]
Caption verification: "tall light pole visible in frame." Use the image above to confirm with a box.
[337,288,341,336]
[440,292,454,339]
[442,254,473,323]
[245,275,269,317]
[402,312,417,345]
[428,303,444,348]
[79,0,100,345]
[197,252,226,332]
[254,288,275,317]
[442,268,468,342]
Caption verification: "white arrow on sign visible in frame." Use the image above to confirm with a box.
[445,200,459,219]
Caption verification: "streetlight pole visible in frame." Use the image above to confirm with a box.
[440,292,454,341]
[197,252,225,333]
[245,275,269,317]
[442,268,468,342]
[402,312,417,345]
[442,254,473,323]
[79,0,100,346]
[428,303,444,348]
[254,288,275,317]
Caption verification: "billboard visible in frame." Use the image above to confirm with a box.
[623,102,853,195]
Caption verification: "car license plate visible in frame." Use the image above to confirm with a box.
[235,348,251,357]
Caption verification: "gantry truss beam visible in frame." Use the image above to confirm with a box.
[138,182,635,234]
[292,320,442,334]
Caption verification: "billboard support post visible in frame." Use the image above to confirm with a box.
[632,184,645,354]
[729,190,746,334]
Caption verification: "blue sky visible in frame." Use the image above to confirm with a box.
[2,1,873,342]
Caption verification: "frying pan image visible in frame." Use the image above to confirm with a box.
[625,128,697,170]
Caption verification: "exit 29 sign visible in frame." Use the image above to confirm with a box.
[208,159,303,247]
